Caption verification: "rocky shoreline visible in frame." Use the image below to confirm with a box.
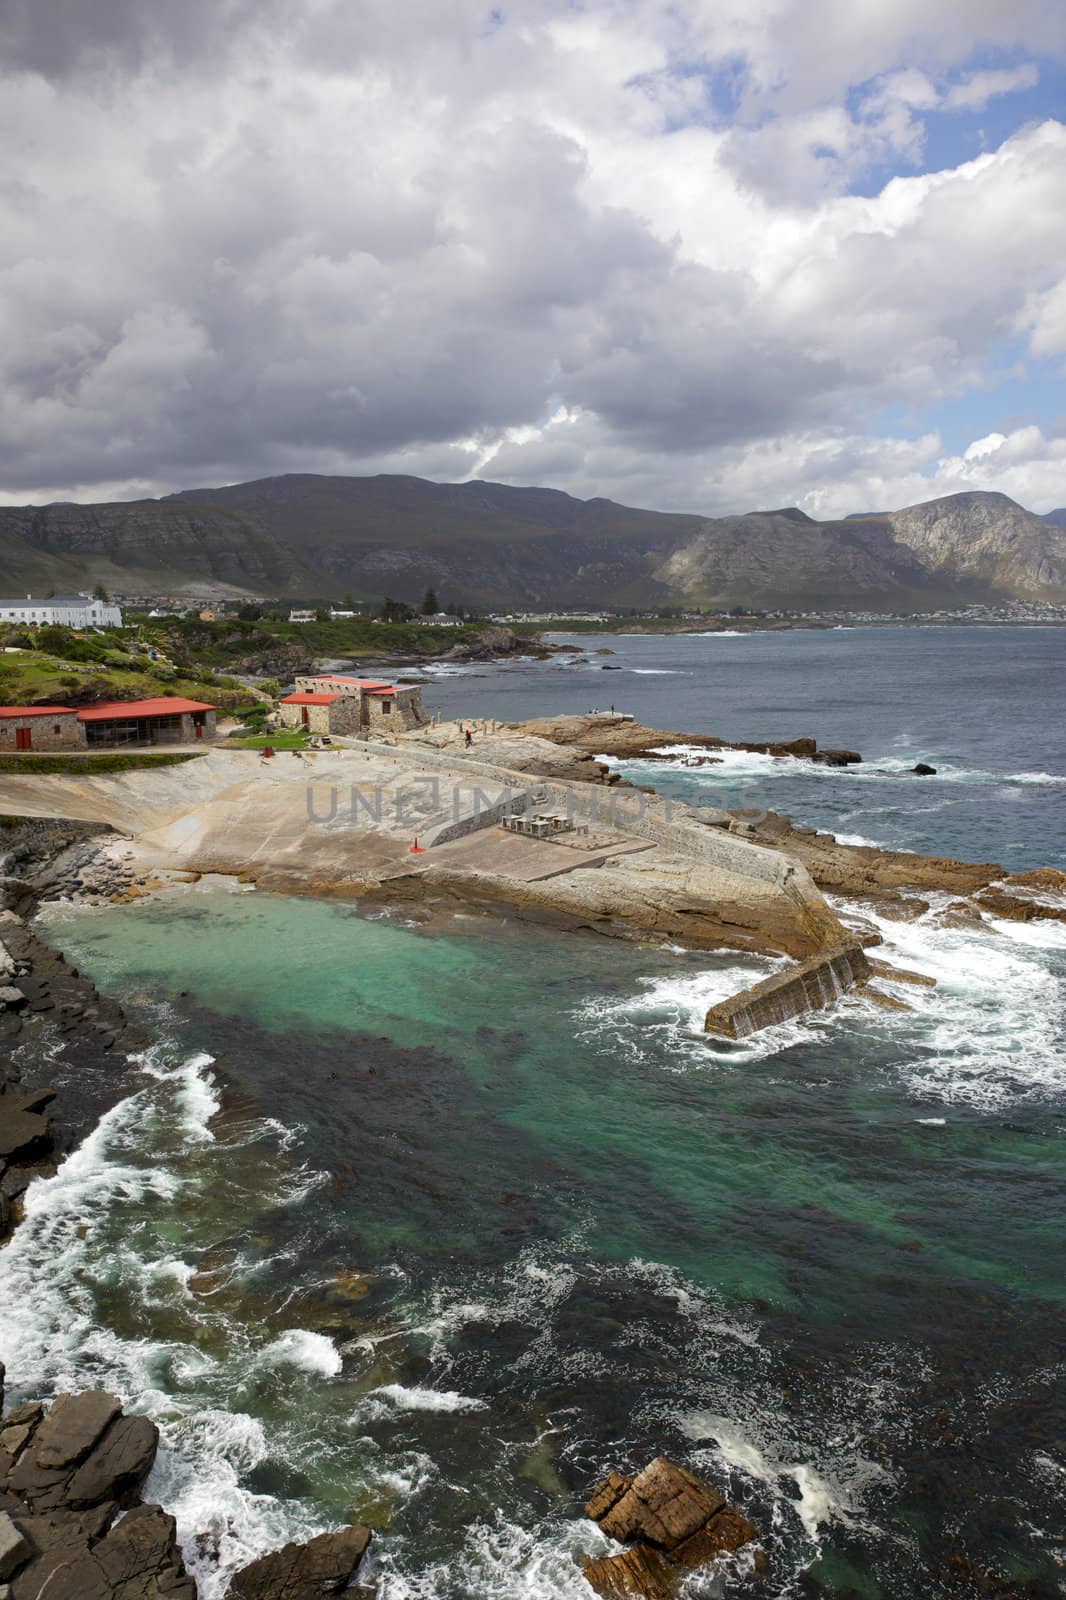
[0,820,153,1244]
[0,1358,762,1600]
[0,1375,373,1599]
[0,826,383,1599]
[515,714,1066,927]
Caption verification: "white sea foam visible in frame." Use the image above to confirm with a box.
[681,1412,888,1549]
[574,959,830,1069]
[260,1329,342,1377]
[359,1383,488,1415]
[614,742,1066,796]
[842,899,1066,1109]
[0,1049,341,1599]
[373,1515,613,1600]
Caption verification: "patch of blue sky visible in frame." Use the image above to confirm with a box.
[627,55,750,133]
[843,50,1065,197]
[873,342,1065,457]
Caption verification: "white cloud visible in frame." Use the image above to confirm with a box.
[942,62,1041,112]
[0,0,1063,514]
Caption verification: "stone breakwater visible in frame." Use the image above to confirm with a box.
[704,944,872,1039]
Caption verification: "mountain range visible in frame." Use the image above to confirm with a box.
[1,475,1065,611]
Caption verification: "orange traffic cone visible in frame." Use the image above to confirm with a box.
[409,838,425,854]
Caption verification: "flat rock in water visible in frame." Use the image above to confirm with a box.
[582,1544,677,1599]
[595,1458,725,1550]
[225,1524,372,1599]
[583,1458,757,1599]
[0,1107,51,1161]
[6,1390,156,1513]
[31,1391,122,1472]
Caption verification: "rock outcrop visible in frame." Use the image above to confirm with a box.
[711,808,1003,899]
[0,1376,195,1599]
[0,743,849,964]
[582,1458,757,1598]
[0,1376,377,1600]
[513,714,836,765]
[225,1525,371,1598]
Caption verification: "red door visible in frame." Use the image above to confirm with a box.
[301,707,309,726]
[16,727,31,751]
[195,720,203,739]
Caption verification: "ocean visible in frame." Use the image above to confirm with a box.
[2,626,1065,1599]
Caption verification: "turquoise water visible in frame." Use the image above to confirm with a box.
[2,627,1066,1599]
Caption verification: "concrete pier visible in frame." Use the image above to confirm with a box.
[704,944,871,1038]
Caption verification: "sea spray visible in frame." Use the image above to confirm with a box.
[0,1046,337,1599]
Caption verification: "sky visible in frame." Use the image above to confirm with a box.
[1,0,1066,519]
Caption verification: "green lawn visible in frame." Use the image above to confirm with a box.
[0,651,248,711]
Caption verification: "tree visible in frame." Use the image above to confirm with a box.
[421,588,439,615]
[92,582,110,602]
[238,603,263,621]
[343,591,355,612]
[380,596,415,624]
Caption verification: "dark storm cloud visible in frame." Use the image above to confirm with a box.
[0,0,277,77]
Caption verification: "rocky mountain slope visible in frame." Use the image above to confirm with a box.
[2,475,1065,608]
[652,507,958,609]
[882,491,1066,599]
[166,473,698,607]
[0,499,318,599]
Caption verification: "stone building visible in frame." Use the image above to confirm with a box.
[78,698,217,746]
[0,697,217,750]
[0,706,84,751]
[279,675,428,735]
[277,691,364,735]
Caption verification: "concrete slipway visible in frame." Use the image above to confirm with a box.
[0,737,858,984]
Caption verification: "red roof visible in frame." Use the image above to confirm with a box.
[280,692,339,705]
[365,686,398,696]
[0,705,77,718]
[77,698,215,720]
